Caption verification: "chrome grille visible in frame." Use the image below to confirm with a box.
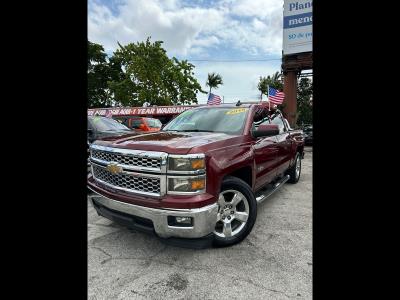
[91,149,161,169]
[92,164,161,195]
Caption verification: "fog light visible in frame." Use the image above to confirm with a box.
[167,216,193,227]
[176,216,192,224]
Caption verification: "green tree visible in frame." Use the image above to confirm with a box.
[296,77,313,126]
[206,72,223,94]
[107,38,205,106]
[88,41,113,108]
[171,58,206,105]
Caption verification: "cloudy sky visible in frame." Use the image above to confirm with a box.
[88,0,284,104]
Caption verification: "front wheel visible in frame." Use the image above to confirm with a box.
[213,176,257,247]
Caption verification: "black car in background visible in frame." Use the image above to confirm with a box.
[88,116,135,144]
[88,116,137,172]
[303,125,313,145]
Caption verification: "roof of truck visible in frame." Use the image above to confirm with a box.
[195,103,253,108]
[194,102,277,110]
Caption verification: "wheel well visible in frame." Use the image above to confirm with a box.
[225,166,252,188]
[297,145,304,154]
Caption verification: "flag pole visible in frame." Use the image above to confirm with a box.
[267,85,270,111]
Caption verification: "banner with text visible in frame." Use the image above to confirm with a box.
[87,105,199,117]
[283,0,313,55]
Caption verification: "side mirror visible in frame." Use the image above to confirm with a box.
[252,124,279,138]
[139,124,145,130]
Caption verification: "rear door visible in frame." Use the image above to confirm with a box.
[271,113,292,175]
[251,108,280,190]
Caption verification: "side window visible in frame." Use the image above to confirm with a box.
[270,115,286,134]
[252,106,270,130]
[259,117,271,126]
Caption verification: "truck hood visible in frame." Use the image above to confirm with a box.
[95,130,139,141]
[96,131,238,154]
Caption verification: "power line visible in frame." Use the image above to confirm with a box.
[186,58,282,62]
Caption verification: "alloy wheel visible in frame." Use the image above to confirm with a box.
[214,190,249,238]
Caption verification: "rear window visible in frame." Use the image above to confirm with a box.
[146,118,162,128]
[131,119,143,129]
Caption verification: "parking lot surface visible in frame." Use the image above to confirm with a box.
[88,147,312,299]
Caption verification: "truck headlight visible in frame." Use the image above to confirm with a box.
[167,175,206,194]
[168,154,205,173]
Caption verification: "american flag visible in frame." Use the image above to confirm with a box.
[268,87,285,105]
[207,93,222,105]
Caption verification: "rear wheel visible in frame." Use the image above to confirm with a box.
[213,176,257,247]
[286,152,301,183]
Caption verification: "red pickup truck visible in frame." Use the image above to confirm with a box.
[88,104,304,248]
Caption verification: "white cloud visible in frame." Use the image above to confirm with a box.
[88,0,284,56]
[88,0,225,55]
[231,0,283,19]
[216,0,284,55]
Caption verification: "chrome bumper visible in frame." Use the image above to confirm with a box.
[88,191,218,239]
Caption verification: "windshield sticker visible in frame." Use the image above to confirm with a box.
[226,108,246,115]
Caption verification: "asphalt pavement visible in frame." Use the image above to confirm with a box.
[88,146,312,299]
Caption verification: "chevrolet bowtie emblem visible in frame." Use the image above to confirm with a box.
[106,163,123,175]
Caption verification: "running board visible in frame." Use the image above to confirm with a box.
[255,175,290,204]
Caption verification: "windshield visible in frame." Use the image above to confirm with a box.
[146,118,162,128]
[90,116,131,131]
[163,107,249,135]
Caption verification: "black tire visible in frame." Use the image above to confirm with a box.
[213,176,257,247]
[286,152,301,183]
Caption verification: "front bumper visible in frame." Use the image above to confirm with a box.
[88,190,218,239]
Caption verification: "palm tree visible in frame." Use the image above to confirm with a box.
[257,72,283,100]
[271,71,282,83]
[206,72,223,94]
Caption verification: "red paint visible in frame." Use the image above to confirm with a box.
[88,104,304,209]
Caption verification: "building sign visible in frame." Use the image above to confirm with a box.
[283,0,312,55]
[87,105,199,116]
